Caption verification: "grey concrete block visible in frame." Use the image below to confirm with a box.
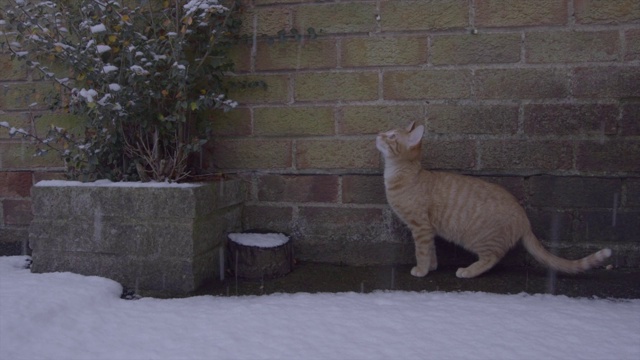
[29,179,246,297]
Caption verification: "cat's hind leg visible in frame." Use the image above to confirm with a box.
[455,252,502,278]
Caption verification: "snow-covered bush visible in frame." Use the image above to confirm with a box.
[0,0,245,182]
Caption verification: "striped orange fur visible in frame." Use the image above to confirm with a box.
[376,122,612,278]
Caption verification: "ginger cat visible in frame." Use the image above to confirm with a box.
[376,122,612,278]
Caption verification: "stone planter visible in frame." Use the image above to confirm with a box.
[29,179,245,297]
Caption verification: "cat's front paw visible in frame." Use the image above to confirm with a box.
[411,266,428,277]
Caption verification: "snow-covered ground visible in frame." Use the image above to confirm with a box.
[1,256,638,360]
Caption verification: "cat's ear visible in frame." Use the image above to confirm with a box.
[408,125,424,147]
[406,121,416,132]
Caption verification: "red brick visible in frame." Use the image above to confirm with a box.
[296,139,379,170]
[258,175,339,203]
[627,179,640,207]
[525,31,620,63]
[210,108,252,136]
[293,3,376,34]
[526,209,574,242]
[575,210,639,243]
[427,104,518,135]
[477,176,526,204]
[528,176,622,208]
[0,142,63,169]
[228,74,289,104]
[384,70,472,100]
[252,6,292,36]
[431,33,521,65]
[253,106,335,136]
[0,55,27,81]
[32,172,66,183]
[576,140,640,173]
[621,103,640,136]
[296,206,384,239]
[523,104,618,135]
[422,139,476,170]
[625,30,640,61]
[342,175,386,204]
[474,68,569,99]
[480,140,573,171]
[242,205,293,234]
[295,72,378,102]
[208,139,292,170]
[3,199,33,225]
[475,0,568,27]
[574,0,640,24]
[380,0,468,31]
[341,36,428,67]
[256,39,337,71]
[0,172,32,198]
[573,66,640,98]
[338,105,423,135]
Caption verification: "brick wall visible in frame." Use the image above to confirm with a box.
[1,0,639,267]
[208,0,640,266]
[0,7,69,254]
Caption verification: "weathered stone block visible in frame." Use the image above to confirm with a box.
[29,180,245,297]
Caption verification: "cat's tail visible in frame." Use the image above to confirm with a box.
[522,231,612,273]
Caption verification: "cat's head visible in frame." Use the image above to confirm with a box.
[376,122,425,161]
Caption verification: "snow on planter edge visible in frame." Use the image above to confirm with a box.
[228,233,289,248]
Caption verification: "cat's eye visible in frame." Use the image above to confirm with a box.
[388,133,396,140]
